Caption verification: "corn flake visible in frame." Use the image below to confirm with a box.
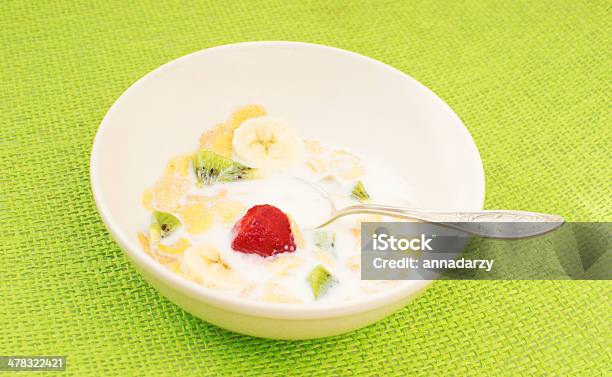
[184,194,215,206]
[178,202,214,234]
[158,238,191,254]
[199,105,267,157]
[142,189,154,211]
[137,232,151,254]
[304,140,326,154]
[151,176,191,212]
[164,154,193,177]
[346,255,360,272]
[199,123,232,157]
[328,149,365,180]
[267,256,306,277]
[307,158,328,174]
[312,249,336,267]
[228,104,267,128]
[329,159,364,180]
[213,200,246,225]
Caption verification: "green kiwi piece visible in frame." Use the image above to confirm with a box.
[351,180,370,202]
[193,149,256,185]
[153,211,181,238]
[307,265,333,299]
[314,230,336,253]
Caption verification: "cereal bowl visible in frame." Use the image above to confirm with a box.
[90,41,484,339]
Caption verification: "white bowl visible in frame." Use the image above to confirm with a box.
[90,41,484,339]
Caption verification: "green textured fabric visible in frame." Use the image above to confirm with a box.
[1,1,610,376]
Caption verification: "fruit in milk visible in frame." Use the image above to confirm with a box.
[232,116,305,171]
[138,105,406,303]
[231,204,296,257]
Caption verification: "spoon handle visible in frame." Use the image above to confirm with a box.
[317,204,564,239]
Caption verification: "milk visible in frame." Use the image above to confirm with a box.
[147,142,414,304]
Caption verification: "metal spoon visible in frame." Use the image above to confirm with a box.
[302,178,564,239]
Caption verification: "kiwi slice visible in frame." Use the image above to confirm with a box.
[314,230,336,253]
[153,211,181,238]
[307,265,333,299]
[351,180,370,202]
[193,149,256,185]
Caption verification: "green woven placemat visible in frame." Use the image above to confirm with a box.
[1,1,610,376]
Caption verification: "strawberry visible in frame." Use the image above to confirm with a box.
[231,204,296,257]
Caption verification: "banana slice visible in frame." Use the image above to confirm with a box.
[180,243,242,291]
[232,116,304,171]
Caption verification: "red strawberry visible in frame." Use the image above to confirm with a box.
[231,204,296,257]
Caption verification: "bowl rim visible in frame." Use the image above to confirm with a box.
[90,41,485,320]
